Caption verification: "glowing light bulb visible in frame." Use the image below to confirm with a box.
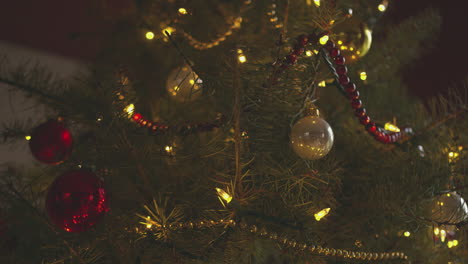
[215,188,233,204]
[178,8,188,15]
[359,71,367,81]
[314,208,330,221]
[434,227,440,236]
[452,240,459,247]
[440,229,447,242]
[384,122,400,132]
[146,216,152,229]
[145,31,155,40]
[403,231,411,237]
[124,104,135,115]
[25,135,31,141]
[378,4,387,12]
[305,50,313,57]
[318,80,326,87]
[314,0,320,7]
[237,49,247,63]
[319,35,329,45]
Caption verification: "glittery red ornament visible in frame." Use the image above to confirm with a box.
[46,169,109,233]
[29,120,73,164]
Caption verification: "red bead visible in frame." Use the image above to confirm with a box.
[383,134,391,143]
[336,65,347,75]
[297,34,309,46]
[339,75,350,85]
[359,115,370,125]
[351,99,362,109]
[345,82,356,93]
[355,108,366,117]
[29,120,73,165]
[286,54,298,64]
[325,40,335,51]
[366,122,376,133]
[146,122,153,128]
[334,55,345,65]
[132,113,142,121]
[152,125,158,131]
[348,90,360,100]
[330,48,340,58]
[46,169,109,233]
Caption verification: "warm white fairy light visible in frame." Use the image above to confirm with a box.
[178,8,188,15]
[216,188,233,204]
[314,208,330,221]
[319,35,329,45]
[145,31,155,40]
[384,122,400,132]
[25,135,31,141]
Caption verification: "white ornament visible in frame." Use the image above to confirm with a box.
[430,192,468,224]
[290,116,334,160]
[166,65,202,102]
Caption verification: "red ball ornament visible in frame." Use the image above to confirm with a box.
[46,169,109,233]
[29,120,73,164]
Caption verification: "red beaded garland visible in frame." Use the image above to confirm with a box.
[330,48,340,58]
[322,37,409,144]
[334,55,345,65]
[266,32,410,144]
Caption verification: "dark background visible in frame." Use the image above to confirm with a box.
[0,0,466,98]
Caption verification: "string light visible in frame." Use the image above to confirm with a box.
[359,71,367,80]
[305,50,313,57]
[319,35,329,45]
[378,1,388,12]
[215,188,233,204]
[145,31,155,40]
[314,208,331,221]
[145,216,152,229]
[124,104,135,116]
[440,229,447,242]
[384,122,400,133]
[25,135,31,141]
[318,80,326,87]
[237,49,247,63]
[434,227,440,236]
[403,231,411,237]
[313,0,321,7]
[178,8,188,15]
[378,4,386,12]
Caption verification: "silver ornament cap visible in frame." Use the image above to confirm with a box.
[290,115,334,160]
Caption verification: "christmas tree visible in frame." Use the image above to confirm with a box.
[1,0,467,263]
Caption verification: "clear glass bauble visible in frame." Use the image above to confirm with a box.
[290,116,334,160]
[429,192,468,224]
[166,65,203,102]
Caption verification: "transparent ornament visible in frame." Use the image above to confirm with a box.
[166,65,202,102]
[290,115,334,160]
[430,192,468,224]
[332,16,372,63]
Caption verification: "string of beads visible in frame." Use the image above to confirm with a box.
[266,32,413,144]
[143,218,409,262]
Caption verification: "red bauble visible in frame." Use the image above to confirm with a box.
[29,120,73,164]
[46,169,109,233]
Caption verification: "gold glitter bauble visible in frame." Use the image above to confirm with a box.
[332,16,372,63]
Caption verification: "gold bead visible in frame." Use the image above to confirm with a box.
[269,232,278,240]
[259,227,268,236]
[323,248,330,255]
[342,250,349,258]
[299,243,308,250]
[250,225,258,233]
[337,249,343,256]
[309,245,316,253]
[330,249,336,256]
[316,246,323,254]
